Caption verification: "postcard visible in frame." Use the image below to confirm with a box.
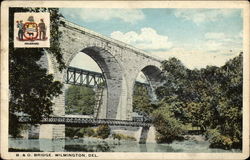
[1,0,249,160]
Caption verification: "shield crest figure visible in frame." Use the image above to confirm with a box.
[23,17,39,40]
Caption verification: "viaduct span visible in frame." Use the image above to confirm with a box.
[40,18,163,139]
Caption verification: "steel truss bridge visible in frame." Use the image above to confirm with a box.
[17,116,152,127]
[65,66,150,88]
[20,67,152,127]
[65,66,105,87]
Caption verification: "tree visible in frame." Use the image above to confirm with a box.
[155,57,190,123]
[65,85,95,115]
[133,85,155,115]
[155,53,243,149]
[152,103,185,143]
[9,8,65,136]
[213,53,243,149]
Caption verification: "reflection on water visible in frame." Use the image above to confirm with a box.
[9,137,241,153]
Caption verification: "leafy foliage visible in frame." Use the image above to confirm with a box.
[152,104,185,143]
[65,125,110,139]
[65,85,95,115]
[65,127,80,138]
[155,53,243,149]
[133,85,157,115]
[9,8,65,136]
[65,127,97,138]
[96,124,111,139]
[205,129,233,150]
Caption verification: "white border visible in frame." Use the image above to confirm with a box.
[1,1,249,160]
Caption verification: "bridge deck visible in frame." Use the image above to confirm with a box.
[18,116,152,127]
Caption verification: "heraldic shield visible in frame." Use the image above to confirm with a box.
[14,13,50,48]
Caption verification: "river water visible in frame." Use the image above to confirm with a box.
[9,137,241,153]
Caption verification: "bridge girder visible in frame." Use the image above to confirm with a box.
[65,66,105,88]
[65,66,150,88]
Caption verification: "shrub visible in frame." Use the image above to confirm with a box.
[65,127,78,138]
[66,127,98,138]
[112,133,136,141]
[96,124,111,139]
[85,127,95,137]
[152,106,185,143]
[75,131,84,138]
[206,129,233,150]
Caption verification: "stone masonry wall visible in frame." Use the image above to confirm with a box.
[53,18,162,121]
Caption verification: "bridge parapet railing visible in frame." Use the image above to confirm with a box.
[17,116,152,127]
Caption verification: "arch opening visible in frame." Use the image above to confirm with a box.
[132,65,162,121]
[141,65,163,88]
[64,46,123,119]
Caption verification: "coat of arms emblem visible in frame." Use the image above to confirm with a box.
[14,13,50,47]
[16,16,47,41]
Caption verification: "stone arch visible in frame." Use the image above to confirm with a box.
[133,64,162,91]
[141,65,162,88]
[131,64,162,112]
[124,63,162,121]
[63,46,124,119]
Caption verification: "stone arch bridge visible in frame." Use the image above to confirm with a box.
[37,18,163,140]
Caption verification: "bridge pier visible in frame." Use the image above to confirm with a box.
[139,126,156,144]
[146,126,157,143]
[116,77,129,120]
[139,127,149,144]
[96,88,108,119]
[39,124,65,139]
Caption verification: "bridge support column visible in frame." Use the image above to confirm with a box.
[123,77,134,121]
[116,77,129,120]
[139,126,156,144]
[97,88,107,119]
[139,127,149,144]
[39,124,65,139]
[146,126,156,143]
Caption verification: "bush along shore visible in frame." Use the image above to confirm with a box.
[65,125,136,142]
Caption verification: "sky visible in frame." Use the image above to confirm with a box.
[60,8,243,75]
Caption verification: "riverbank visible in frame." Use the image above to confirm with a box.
[9,137,241,152]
